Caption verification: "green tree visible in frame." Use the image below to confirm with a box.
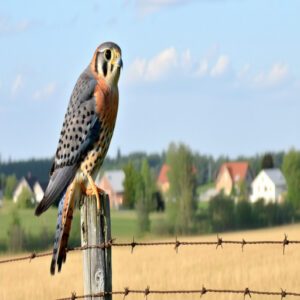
[208,193,235,232]
[261,153,274,169]
[0,173,6,190]
[282,149,300,209]
[235,200,253,229]
[4,174,17,199]
[135,159,156,234]
[17,187,34,208]
[7,209,26,252]
[123,162,138,209]
[166,143,197,234]
[252,198,267,227]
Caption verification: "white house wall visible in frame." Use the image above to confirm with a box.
[13,179,32,203]
[33,183,44,203]
[250,171,276,203]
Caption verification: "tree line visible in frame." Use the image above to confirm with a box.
[0,149,285,189]
[121,145,300,236]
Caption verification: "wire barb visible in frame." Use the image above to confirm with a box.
[144,286,150,299]
[244,287,251,299]
[29,252,36,262]
[70,292,76,300]
[216,234,223,249]
[281,289,287,299]
[200,286,207,298]
[123,287,129,299]
[241,239,246,252]
[131,236,136,253]
[283,234,289,255]
[174,236,180,253]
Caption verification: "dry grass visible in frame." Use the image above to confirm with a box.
[1,224,300,300]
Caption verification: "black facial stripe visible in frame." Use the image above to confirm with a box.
[102,61,107,77]
[110,64,114,72]
[95,52,99,73]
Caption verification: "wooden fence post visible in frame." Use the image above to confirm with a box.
[80,193,112,300]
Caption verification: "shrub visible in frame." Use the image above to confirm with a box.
[7,210,26,252]
[17,187,34,208]
[208,193,235,232]
[235,200,253,229]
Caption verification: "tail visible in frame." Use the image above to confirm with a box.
[50,183,75,275]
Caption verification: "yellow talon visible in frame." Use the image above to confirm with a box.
[80,174,105,211]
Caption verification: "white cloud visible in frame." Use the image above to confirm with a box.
[195,59,209,77]
[126,47,178,82]
[11,74,24,96]
[126,58,147,83]
[210,55,230,78]
[0,17,31,34]
[137,0,194,15]
[33,82,57,100]
[127,48,232,83]
[252,63,289,88]
[181,49,192,70]
[237,64,251,80]
[126,46,292,91]
[145,47,177,80]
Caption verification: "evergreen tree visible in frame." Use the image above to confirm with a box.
[136,159,157,234]
[166,143,197,234]
[261,153,274,169]
[4,174,17,199]
[282,149,300,209]
[123,162,138,209]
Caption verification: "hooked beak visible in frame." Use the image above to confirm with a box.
[115,57,123,69]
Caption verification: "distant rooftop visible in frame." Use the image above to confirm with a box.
[263,168,286,186]
[218,161,250,182]
[157,164,170,184]
[101,170,125,193]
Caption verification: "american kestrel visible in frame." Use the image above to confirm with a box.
[35,42,122,274]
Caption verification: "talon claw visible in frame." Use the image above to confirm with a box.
[80,175,105,212]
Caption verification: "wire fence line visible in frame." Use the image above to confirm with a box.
[0,234,299,265]
[56,287,300,300]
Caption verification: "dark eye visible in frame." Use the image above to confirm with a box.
[105,49,111,60]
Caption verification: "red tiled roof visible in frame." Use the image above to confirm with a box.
[157,164,170,184]
[218,162,250,182]
[157,163,197,185]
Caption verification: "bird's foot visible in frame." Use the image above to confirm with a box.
[80,182,104,212]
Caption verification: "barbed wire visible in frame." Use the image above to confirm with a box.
[56,287,300,300]
[1,234,299,265]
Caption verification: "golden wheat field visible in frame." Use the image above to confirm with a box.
[1,224,300,300]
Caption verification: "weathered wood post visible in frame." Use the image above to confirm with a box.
[80,193,112,300]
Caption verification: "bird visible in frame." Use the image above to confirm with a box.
[34,41,122,275]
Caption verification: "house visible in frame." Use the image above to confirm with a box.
[250,169,287,203]
[13,174,45,204]
[199,187,219,202]
[157,164,170,193]
[157,163,197,194]
[97,170,125,209]
[215,161,253,196]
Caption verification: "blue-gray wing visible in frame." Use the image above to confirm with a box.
[35,69,102,216]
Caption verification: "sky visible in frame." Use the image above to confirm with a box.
[0,0,299,161]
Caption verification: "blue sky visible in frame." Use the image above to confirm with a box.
[0,0,299,160]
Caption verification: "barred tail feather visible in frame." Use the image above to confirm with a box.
[50,183,76,275]
[50,193,65,275]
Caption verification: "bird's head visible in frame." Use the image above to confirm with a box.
[92,41,122,88]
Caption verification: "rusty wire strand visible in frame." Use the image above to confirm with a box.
[1,235,300,265]
[56,287,300,300]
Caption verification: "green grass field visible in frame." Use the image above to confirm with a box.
[0,199,165,252]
